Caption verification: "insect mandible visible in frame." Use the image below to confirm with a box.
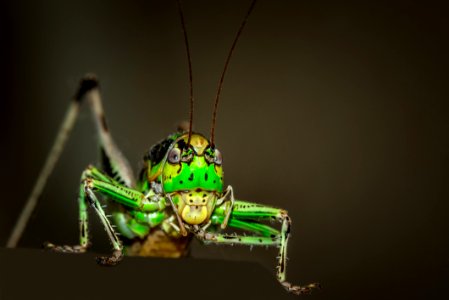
[7,0,319,295]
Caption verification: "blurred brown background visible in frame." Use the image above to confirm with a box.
[1,0,448,299]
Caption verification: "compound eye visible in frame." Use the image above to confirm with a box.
[167,148,181,164]
[213,149,223,165]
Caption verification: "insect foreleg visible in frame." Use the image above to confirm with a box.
[215,185,235,229]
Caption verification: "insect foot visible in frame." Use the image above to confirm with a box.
[43,241,88,254]
[280,281,321,296]
[95,249,123,266]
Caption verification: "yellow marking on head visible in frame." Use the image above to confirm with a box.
[173,191,217,225]
[183,133,209,155]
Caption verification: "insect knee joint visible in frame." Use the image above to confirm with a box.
[74,74,99,102]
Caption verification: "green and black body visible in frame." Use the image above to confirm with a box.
[38,77,318,295]
[9,1,319,295]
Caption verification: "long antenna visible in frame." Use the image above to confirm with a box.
[176,0,194,146]
[210,0,257,146]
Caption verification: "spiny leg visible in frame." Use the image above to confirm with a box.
[46,181,124,265]
[84,180,123,265]
[45,165,166,264]
[44,182,90,253]
[210,200,320,295]
[210,215,280,238]
[45,166,119,255]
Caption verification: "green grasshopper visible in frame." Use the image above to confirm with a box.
[7,0,319,295]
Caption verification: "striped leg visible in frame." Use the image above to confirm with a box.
[46,177,123,265]
[45,166,122,261]
[45,166,166,264]
[209,200,320,295]
[84,184,123,265]
[45,165,122,253]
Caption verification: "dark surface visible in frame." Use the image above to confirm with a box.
[0,248,297,300]
[1,0,449,299]
[1,248,448,300]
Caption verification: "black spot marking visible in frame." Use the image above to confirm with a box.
[188,173,194,181]
[205,173,208,181]
[189,193,192,197]
[213,180,216,184]
[177,139,188,150]
[202,194,206,198]
[81,223,86,235]
[86,195,95,206]
[100,148,125,186]
[259,239,263,243]
[75,75,99,102]
[280,253,285,273]
[223,235,235,240]
[180,180,183,184]
[100,114,109,132]
[285,220,291,235]
[270,234,276,238]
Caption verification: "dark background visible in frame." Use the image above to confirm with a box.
[1,0,448,299]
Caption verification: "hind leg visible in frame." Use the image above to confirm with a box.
[8,75,136,248]
[80,75,135,187]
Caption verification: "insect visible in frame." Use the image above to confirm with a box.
[7,0,319,295]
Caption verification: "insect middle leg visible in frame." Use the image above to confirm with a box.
[46,166,165,265]
[201,200,320,295]
[45,167,124,264]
